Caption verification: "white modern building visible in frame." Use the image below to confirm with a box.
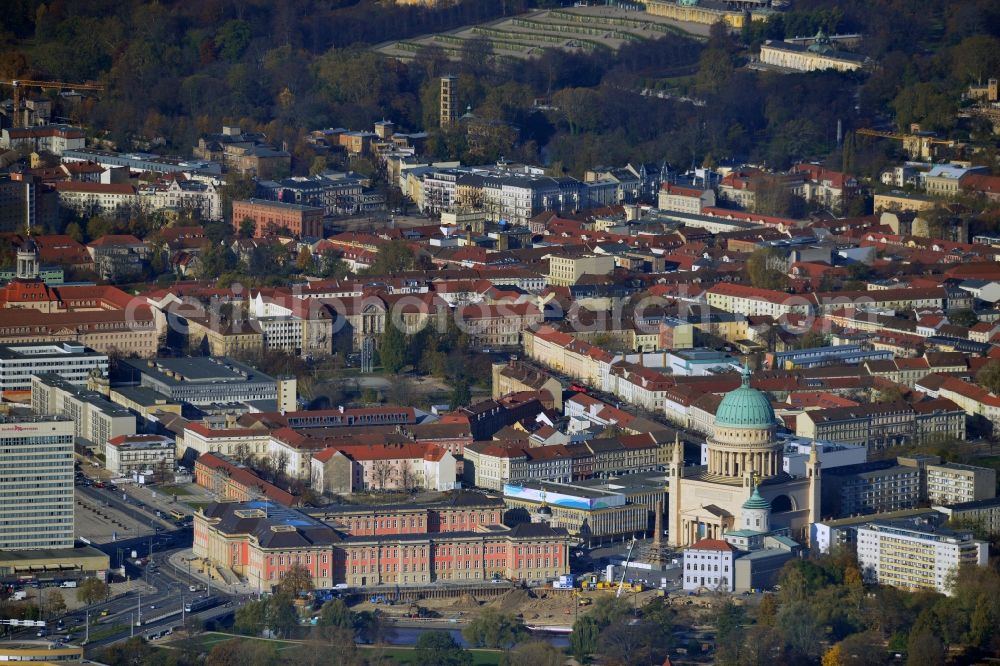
[0,342,108,395]
[30,373,136,453]
[105,434,175,477]
[856,520,988,595]
[0,416,75,550]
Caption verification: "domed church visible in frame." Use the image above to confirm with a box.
[668,366,821,546]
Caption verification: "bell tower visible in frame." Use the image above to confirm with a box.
[15,239,39,280]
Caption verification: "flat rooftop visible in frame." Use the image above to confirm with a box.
[0,342,105,360]
[123,357,276,385]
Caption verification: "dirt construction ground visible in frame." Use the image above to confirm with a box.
[351,587,721,626]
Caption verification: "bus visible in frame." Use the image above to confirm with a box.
[169,510,186,522]
[184,596,221,613]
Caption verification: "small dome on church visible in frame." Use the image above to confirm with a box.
[714,367,775,429]
[537,504,552,516]
[742,486,771,511]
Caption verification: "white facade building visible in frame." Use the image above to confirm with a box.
[105,434,175,477]
[683,539,736,592]
[856,521,988,595]
[0,342,108,394]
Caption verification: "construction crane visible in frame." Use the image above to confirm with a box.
[0,79,105,126]
[855,128,959,161]
[615,538,637,599]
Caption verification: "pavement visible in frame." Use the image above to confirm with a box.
[167,548,258,598]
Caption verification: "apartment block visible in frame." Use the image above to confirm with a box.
[30,373,136,453]
[822,461,921,518]
[0,417,74,550]
[546,254,615,287]
[933,497,1000,536]
[926,462,996,505]
[857,520,987,595]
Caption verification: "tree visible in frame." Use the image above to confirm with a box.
[98,637,152,666]
[450,379,471,408]
[239,217,256,239]
[747,247,789,290]
[696,48,734,93]
[950,35,1000,86]
[949,309,978,328]
[309,156,329,177]
[976,360,1000,395]
[822,644,844,666]
[296,247,314,273]
[215,20,252,62]
[757,593,778,627]
[266,593,300,638]
[44,589,66,615]
[77,577,109,605]
[462,608,526,649]
[276,563,315,597]
[206,638,280,666]
[570,614,601,659]
[318,598,355,630]
[713,597,745,666]
[413,631,473,666]
[367,239,415,275]
[64,221,84,243]
[797,330,828,350]
[235,599,269,635]
[500,641,563,666]
[379,320,407,375]
[905,628,945,666]
[590,594,631,627]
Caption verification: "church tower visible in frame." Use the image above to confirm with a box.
[740,485,771,533]
[668,431,683,547]
[15,239,39,280]
[807,441,822,526]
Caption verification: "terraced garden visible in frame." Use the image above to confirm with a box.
[375,6,707,62]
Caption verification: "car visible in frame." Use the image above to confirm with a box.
[189,585,199,592]
[149,604,156,609]
[36,630,46,637]
[100,610,109,616]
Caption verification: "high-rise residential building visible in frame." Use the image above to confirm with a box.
[856,519,988,595]
[440,76,458,128]
[0,416,74,550]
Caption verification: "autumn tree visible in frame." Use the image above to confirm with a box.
[976,360,1000,395]
[77,577,109,605]
[747,247,789,290]
[44,589,66,615]
[276,563,315,597]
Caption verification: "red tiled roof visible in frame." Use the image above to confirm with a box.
[687,539,735,552]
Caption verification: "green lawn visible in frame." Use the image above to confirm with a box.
[86,623,129,643]
[157,485,194,496]
[163,633,503,664]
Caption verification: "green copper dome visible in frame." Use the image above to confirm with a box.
[742,486,771,511]
[715,366,775,429]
